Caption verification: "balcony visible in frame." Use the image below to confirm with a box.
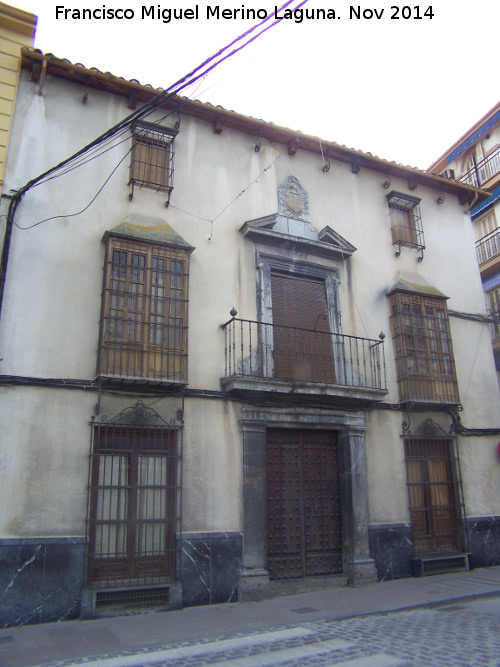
[476,226,500,266]
[221,316,387,408]
[459,146,500,189]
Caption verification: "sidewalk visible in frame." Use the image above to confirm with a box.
[1,566,500,667]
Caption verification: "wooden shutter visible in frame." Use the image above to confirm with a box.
[270,272,335,383]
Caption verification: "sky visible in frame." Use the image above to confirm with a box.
[11,0,500,170]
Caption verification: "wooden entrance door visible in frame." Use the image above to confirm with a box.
[270,272,335,383]
[266,429,342,580]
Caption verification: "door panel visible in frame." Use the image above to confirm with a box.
[266,429,342,580]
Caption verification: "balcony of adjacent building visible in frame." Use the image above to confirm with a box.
[459,146,500,191]
[488,309,500,371]
[220,314,388,408]
[476,224,500,275]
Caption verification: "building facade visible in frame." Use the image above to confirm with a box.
[1,46,500,627]
[429,102,500,386]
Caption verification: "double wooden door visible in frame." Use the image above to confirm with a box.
[266,429,342,580]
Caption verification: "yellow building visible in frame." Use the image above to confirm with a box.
[0,1,36,195]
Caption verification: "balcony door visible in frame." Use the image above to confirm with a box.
[271,272,335,383]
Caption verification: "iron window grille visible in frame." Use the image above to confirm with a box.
[129,122,177,205]
[404,435,466,557]
[389,291,459,405]
[387,191,424,261]
[86,402,182,590]
[97,234,189,385]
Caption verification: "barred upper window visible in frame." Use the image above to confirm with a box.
[389,291,459,404]
[387,191,424,260]
[98,234,189,384]
[129,123,176,201]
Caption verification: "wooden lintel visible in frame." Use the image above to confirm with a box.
[128,90,139,110]
[351,158,362,174]
[214,117,224,134]
[288,138,300,156]
[408,176,418,190]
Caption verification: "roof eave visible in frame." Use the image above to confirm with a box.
[20,48,489,207]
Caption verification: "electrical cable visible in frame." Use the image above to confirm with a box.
[13,148,132,230]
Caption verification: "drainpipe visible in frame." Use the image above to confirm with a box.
[0,187,25,323]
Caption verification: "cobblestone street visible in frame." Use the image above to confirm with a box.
[50,596,500,667]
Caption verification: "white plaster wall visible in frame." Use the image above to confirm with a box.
[181,398,242,532]
[365,409,410,525]
[0,386,92,536]
[459,435,500,517]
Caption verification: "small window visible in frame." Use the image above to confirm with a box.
[386,191,424,259]
[98,235,189,384]
[129,123,176,201]
[389,291,459,404]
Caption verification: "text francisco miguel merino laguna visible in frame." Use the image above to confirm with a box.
[56,5,342,22]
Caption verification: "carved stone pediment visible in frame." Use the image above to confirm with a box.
[239,177,356,261]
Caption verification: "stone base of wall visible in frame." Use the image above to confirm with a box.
[465,516,500,568]
[180,532,242,607]
[0,537,85,627]
[369,523,414,581]
[0,533,243,627]
[369,517,500,581]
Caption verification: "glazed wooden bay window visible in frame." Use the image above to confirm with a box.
[98,235,189,384]
[389,292,459,404]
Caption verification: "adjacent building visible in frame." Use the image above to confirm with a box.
[428,102,500,387]
[0,1,36,196]
[1,42,500,626]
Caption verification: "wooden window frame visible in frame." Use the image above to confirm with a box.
[389,291,459,404]
[129,122,177,195]
[386,191,424,253]
[98,234,189,384]
[404,438,462,557]
[87,424,179,586]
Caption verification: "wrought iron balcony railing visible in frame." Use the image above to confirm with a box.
[476,226,500,266]
[459,146,500,188]
[222,316,386,391]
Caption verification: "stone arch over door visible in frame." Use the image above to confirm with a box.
[238,407,376,599]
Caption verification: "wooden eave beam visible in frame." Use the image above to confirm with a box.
[127,89,139,110]
[288,138,300,156]
[214,116,225,134]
